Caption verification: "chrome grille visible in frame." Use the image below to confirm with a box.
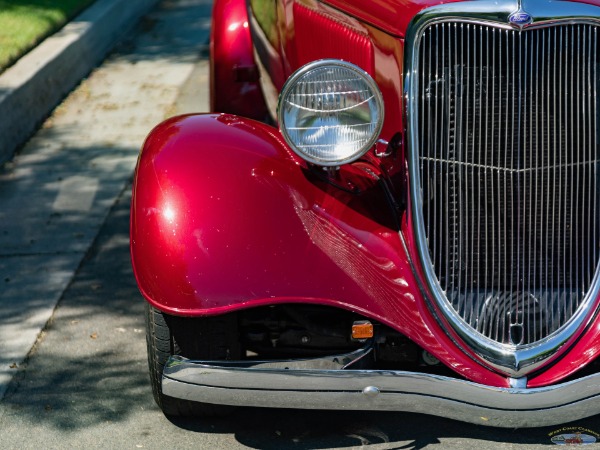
[416,22,600,346]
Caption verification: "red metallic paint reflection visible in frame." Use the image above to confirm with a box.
[131,114,509,386]
[131,114,600,387]
[293,2,374,74]
[138,0,600,389]
[528,315,600,387]
[210,0,267,118]
[320,0,465,37]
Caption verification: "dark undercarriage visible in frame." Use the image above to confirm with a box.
[166,303,600,380]
[165,305,459,376]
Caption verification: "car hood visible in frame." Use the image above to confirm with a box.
[321,0,600,37]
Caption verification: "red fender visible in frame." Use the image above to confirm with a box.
[130,113,509,387]
[210,0,268,119]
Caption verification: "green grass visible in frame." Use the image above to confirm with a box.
[0,0,96,73]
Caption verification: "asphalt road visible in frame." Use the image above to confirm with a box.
[1,0,600,448]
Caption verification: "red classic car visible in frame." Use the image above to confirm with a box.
[130,0,600,427]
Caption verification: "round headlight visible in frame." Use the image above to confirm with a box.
[277,60,384,166]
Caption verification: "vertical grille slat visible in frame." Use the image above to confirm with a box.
[416,22,600,346]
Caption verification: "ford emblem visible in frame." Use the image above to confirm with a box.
[509,10,533,26]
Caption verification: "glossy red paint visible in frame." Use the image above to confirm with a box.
[575,0,600,7]
[283,0,600,386]
[279,0,405,146]
[209,0,267,119]
[528,313,600,387]
[293,2,374,74]
[320,0,465,37]
[134,0,600,392]
[131,113,511,387]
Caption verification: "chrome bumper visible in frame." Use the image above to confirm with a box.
[162,348,600,428]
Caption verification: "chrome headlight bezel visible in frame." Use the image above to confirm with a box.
[277,59,384,167]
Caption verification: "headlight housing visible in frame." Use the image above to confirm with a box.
[277,60,384,167]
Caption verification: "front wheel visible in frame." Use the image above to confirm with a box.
[145,303,241,416]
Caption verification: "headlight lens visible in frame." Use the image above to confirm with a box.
[278,60,384,166]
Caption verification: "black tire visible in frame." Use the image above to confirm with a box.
[145,303,241,417]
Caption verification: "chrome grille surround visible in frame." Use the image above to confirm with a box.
[405,0,600,377]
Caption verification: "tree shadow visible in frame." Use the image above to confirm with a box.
[0,187,155,430]
[167,405,600,448]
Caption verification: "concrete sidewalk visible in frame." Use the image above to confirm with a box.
[0,0,212,399]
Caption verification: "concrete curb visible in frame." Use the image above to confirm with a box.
[0,0,161,165]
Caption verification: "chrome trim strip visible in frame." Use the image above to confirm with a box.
[162,355,600,428]
[404,0,600,376]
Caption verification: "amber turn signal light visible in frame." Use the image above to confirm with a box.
[352,321,374,340]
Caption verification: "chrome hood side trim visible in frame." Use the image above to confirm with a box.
[162,354,600,428]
